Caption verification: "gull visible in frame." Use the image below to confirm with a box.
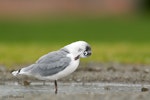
[12,41,92,94]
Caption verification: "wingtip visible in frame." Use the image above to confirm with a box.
[12,69,21,76]
[12,70,19,76]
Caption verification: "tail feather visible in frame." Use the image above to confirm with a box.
[12,69,21,76]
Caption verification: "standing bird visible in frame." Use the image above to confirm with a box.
[12,41,92,94]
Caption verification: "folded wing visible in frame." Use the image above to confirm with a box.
[21,49,71,76]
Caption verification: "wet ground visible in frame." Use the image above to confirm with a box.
[0,63,150,100]
[1,82,150,100]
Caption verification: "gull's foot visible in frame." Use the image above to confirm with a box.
[23,80,31,86]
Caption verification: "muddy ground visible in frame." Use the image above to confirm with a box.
[0,63,150,100]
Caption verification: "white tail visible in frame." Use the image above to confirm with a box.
[12,70,19,76]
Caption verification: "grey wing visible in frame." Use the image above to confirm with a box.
[35,51,61,64]
[22,50,71,76]
[36,50,68,64]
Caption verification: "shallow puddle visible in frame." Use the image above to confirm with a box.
[0,82,150,96]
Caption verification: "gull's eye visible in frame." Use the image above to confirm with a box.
[84,51,88,56]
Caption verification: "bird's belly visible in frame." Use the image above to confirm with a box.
[40,59,80,80]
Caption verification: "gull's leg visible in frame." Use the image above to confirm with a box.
[54,80,58,94]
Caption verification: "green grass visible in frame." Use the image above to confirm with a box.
[0,16,150,43]
[0,43,150,69]
[90,43,150,64]
[0,43,61,68]
[0,16,150,69]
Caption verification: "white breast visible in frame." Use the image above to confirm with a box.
[39,54,80,80]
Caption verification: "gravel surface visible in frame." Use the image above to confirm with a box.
[0,63,150,100]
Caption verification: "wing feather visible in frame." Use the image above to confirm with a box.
[21,49,71,76]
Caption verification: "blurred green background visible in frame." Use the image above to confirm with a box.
[0,0,150,68]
